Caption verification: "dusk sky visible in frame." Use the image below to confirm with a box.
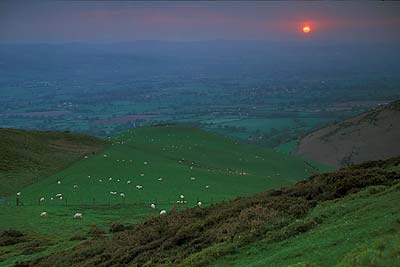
[1,1,400,44]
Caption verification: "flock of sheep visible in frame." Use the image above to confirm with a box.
[17,131,234,220]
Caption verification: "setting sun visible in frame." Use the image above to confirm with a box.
[302,26,311,34]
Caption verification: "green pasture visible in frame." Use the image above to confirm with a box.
[0,125,332,266]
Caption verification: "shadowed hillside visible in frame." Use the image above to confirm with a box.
[0,129,108,196]
[13,157,400,267]
[296,100,400,168]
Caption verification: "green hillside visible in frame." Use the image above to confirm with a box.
[12,124,328,206]
[0,128,107,196]
[0,125,330,266]
[13,157,400,267]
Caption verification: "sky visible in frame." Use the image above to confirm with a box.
[0,1,400,44]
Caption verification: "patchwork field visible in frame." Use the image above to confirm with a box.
[0,125,331,266]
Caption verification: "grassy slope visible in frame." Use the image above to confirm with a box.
[0,128,107,196]
[15,157,400,267]
[0,125,330,266]
[212,180,400,267]
[16,125,328,206]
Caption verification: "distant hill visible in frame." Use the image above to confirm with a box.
[296,100,400,168]
[0,128,107,196]
[15,156,400,267]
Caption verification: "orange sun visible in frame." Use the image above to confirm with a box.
[302,26,311,34]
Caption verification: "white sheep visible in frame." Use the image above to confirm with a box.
[150,203,156,209]
[84,155,88,159]
[205,185,210,189]
[57,180,61,185]
[55,193,63,198]
[110,191,117,195]
[158,177,163,181]
[144,161,148,165]
[197,201,202,207]
[190,177,195,180]
[160,210,166,215]
[40,211,48,217]
[180,194,185,199]
[73,184,78,189]
[140,173,145,177]
[99,179,103,183]
[109,177,113,181]
[73,213,83,219]
[120,193,125,197]
[117,179,120,182]
[39,197,45,202]
[127,180,131,184]
[136,185,143,189]
[103,154,108,158]
[50,197,54,200]
[88,175,91,178]
[16,192,21,196]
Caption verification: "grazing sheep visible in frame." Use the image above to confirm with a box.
[205,185,210,188]
[50,197,54,200]
[84,156,88,159]
[57,181,61,185]
[99,179,103,183]
[88,175,91,178]
[109,177,113,181]
[73,185,78,189]
[120,193,125,197]
[140,173,145,177]
[197,201,202,207]
[180,194,185,199]
[160,210,166,215]
[16,192,21,196]
[127,180,131,184]
[190,177,195,180]
[59,196,63,200]
[110,191,117,195]
[144,161,148,165]
[117,179,120,182]
[55,193,63,198]
[103,154,108,158]
[40,211,48,217]
[136,185,143,189]
[157,177,163,181]
[73,213,83,219]
[39,197,45,202]
[150,203,156,209]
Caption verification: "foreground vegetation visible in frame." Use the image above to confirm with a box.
[11,157,399,267]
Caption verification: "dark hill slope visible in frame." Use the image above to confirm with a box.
[16,157,400,267]
[296,100,400,168]
[0,128,107,196]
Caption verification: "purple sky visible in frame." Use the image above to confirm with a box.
[1,1,399,44]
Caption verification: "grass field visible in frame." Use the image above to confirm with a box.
[0,124,331,266]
